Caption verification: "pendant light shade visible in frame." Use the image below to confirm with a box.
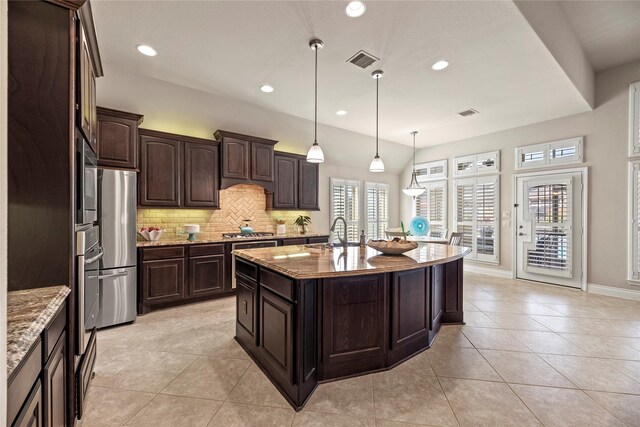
[403,131,425,197]
[307,39,325,164]
[369,70,384,172]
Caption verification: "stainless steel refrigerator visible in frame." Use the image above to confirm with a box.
[97,169,137,328]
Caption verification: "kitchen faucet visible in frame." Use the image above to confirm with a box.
[330,216,349,250]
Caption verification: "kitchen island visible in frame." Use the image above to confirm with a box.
[233,243,471,410]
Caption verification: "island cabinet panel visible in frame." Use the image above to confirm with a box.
[389,268,429,364]
[259,289,295,384]
[189,255,225,297]
[443,258,464,324]
[320,274,388,380]
[142,258,186,304]
[236,276,257,341]
[429,265,445,340]
[184,142,220,208]
[139,136,182,206]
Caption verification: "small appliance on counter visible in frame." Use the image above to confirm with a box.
[239,219,254,234]
[97,169,137,328]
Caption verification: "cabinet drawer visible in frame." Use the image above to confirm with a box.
[8,339,42,425]
[141,246,185,261]
[260,268,294,301]
[281,238,306,246]
[308,236,329,244]
[189,244,224,257]
[42,303,66,362]
[236,258,257,281]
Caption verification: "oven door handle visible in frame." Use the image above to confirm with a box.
[85,247,104,265]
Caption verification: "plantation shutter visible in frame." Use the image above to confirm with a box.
[330,178,361,243]
[632,163,640,280]
[365,182,389,240]
[413,180,447,232]
[631,83,640,156]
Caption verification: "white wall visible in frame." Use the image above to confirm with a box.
[97,65,408,233]
[401,59,640,290]
[1,0,9,419]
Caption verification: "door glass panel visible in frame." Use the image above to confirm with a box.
[526,183,570,273]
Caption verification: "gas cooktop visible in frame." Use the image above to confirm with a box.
[222,232,275,239]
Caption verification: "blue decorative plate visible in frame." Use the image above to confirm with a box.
[409,216,430,237]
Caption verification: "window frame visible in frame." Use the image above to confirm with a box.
[515,137,584,170]
[329,177,362,244]
[452,151,500,177]
[412,180,447,234]
[629,161,640,283]
[364,181,390,240]
[453,175,500,263]
[415,159,448,182]
[630,82,640,157]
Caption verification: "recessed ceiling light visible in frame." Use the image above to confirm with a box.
[260,85,274,93]
[136,44,157,57]
[336,110,348,116]
[345,1,366,18]
[432,60,449,71]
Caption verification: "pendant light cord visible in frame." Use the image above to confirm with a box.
[412,131,417,172]
[376,77,379,156]
[314,44,318,144]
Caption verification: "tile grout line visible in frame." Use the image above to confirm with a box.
[423,350,463,427]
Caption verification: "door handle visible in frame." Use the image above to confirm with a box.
[518,232,527,236]
[85,247,104,265]
[98,271,129,280]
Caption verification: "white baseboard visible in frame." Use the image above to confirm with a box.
[587,283,640,301]
[463,264,514,279]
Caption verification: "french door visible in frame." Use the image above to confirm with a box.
[515,171,584,288]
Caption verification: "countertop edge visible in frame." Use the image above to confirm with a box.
[7,285,70,379]
[234,246,472,280]
[137,233,330,248]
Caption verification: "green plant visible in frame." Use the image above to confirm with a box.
[294,215,312,232]
[275,218,286,225]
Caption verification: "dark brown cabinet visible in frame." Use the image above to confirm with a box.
[259,289,295,383]
[139,130,219,208]
[281,238,307,246]
[189,255,225,296]
[142,258,186,305]
[43,333,67,427]
[236,276,257,341]
[214,130,277,191]
[78,17,98,153]
[184,142,219,207]
[267,152,320,211]
[96,107,144,170]
[13,380,43,427]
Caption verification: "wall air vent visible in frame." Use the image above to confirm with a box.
[458,108,479,117]
[347,50,379,69]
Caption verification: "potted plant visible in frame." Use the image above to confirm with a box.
[294,215,312,234]
[275,218,286,235]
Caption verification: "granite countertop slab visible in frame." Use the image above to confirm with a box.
[233,244,471,279]
[137,232,330,247]
[7,285,70,378]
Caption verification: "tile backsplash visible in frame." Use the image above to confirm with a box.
[137,184,310,238]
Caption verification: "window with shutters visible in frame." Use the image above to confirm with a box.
[629,162,640,281]
[365,182,389,240]
[630,82,640,157]
[415,159,448,182]
[453,151,500,176]
[413,181,447,236]
[330,178,361,244]
[516,137,583,169]
[453,175,500,263]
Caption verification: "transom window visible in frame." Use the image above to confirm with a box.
[516,137,583,169]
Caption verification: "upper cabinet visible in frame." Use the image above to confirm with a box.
[96,107,144,170]
[267,152,320,211]
[214,130,277,192]
[139,129,219,208]
[77,5,103,153]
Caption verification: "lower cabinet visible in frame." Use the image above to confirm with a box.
[43,333,67,427]
[13,380,43,427]
[139,244,229,313]
[429,264,445,341]
[259,288,294,383]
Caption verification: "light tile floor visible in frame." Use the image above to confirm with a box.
[79,273,640,426]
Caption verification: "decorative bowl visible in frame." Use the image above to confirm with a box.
[138,228,165,241]
[367,238,418,255]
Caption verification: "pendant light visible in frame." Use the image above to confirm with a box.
[307,39,325,163]
[369,70,385,172]
[403,131,426,197]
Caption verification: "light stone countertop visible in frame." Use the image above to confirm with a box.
[7,285,70,378]
[136,232,329,247]
[233,243,471,279]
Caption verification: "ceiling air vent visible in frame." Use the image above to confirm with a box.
[458,108,479,117]
[347,50,379,69]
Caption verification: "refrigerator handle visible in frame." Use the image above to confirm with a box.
[97,271,129,280]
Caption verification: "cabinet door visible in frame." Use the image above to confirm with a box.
[298,161,319,210]
[78,26,93,151]
[184,142,219,208]
[142,258,185,304]
[259,288,294,383]
[13,380,43,427]
[222,138,250,180]
[430,265,444,336]
[273,155,298,209]
[281,238,306,246]
[139,135,182,207]
[236,277,256,338]
[189,254,225,297]
[251,142,274,182]
[96,111,139,169]
[89,65,97,152]
[391,269,428,350]
[43,333,66,427]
